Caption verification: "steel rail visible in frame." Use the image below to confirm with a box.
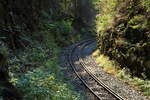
[67,39,125,100]
[79,41,125,100]
[68,39,101,99]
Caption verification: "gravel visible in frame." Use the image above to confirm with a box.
[82,42,149,100]
[59,46,98,100]
[59,40,149,100]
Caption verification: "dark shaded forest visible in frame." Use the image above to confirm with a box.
[0,0,95,49]
[0,0,96,99]
[0,0,149,99]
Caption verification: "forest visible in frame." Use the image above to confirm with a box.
[0,0,149,100]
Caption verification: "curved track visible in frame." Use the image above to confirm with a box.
[67,39,125,100]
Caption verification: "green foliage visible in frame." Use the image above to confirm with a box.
[0,0,90,99]
[8,33,82,99]
[9,41,82,100]
[117,68,150,97]
[95,0,150,78]
[14,69,80,100]
[93,52,150,98]
[37,19,82,47]
[128,15,148,30]
[96,14,113,33]
[0,45,8,56]
[142,0,150,12]
[48,20,73,46]
[9,45,47,72]
[94,0,117,34]
[23,48,46,62]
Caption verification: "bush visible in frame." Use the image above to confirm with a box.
[9,37,82,100]
[37,19,82,47]
[14,69,80,100]
[94,0,150,78]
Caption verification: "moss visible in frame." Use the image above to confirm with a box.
[129,15,148,30]
[94,0,150,78]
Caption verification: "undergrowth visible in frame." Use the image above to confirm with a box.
[9,39,82,100]
[92,49,150,98]
[3,15,84,100]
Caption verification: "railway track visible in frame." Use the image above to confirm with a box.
[67,39,125,100]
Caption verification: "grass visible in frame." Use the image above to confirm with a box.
[93,50,120,75]
[92,49,150,98]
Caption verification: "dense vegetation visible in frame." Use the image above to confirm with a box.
[94,0,150,79]
[0,0,149,99]
[0,0,95,99]
[93,0,150,97]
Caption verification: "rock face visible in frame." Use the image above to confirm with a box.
[96,0,150,78]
